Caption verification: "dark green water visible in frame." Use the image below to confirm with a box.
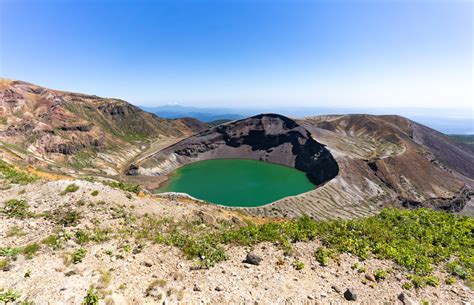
[157,159,315,207]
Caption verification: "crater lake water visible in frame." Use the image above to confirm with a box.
[157,159,315,207]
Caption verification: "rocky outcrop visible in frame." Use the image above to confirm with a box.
[400,186,473,212]
[131,114,339,185]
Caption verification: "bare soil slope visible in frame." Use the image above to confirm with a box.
[0,180,471,304]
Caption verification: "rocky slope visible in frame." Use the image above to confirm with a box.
[0,79,207,175]
[129,113,339,185]
[0,179,471,304]
[240,114,473,218]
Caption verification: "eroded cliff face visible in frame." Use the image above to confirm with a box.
[130,114,339,185]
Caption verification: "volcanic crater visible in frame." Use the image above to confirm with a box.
[127,114,340,190]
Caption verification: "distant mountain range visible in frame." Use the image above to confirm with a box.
[140,105,246,122]
[141,105,474,135]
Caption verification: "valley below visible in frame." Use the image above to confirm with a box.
[1,79,473,304]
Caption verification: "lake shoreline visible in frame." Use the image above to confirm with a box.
[153,158,316,207]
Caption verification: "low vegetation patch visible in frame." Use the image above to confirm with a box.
[314,247,335,266]
[22,243,40,259]
[2,199,30,218]
[292,260,305,270]
[133,208,473,280]
[82,288,99,305]
[49,209,81,227]
[374,269,389,281]
[6,225,26,237]
[0,247,21,258]
[0,259,11,271]
[61,183,80,195]
[103,180,141,194]
[72,248,87,264]
[405,274,440,288]
[3,206,469,293]
[0,289,21,303]
[42,234,63,250]
[0,160,37,184]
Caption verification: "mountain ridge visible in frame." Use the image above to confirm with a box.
[0,79,207,175]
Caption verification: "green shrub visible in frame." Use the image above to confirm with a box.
[122,244,132,253]
[156,232,226,267]
[409,275,425,288]
[425,275,440,287]
[406,274,439,288]
[0,289,21,303]
[72,248,87,264]
[91,190,99,196]
[292,260,305,270]
[75,230,91,244]
[151,279,167,288]
[374,269,389,281]
[61,184,79,194]
[402,281,414,290]
[2,199,30,218]
[447,261,470,279]
[0,247,21,258]
[82,288,99,305]
[314,247,333,266]
[445,276,456,285]
[315,208,473,278]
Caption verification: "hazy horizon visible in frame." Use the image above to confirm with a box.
[1,0,472,112]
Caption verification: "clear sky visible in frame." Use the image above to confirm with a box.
[0,0,472,110]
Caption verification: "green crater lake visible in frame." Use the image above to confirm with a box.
[157,159,315,207]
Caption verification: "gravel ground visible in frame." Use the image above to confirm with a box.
[0,180,472,304]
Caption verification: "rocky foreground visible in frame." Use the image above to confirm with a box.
[1,179,472,304]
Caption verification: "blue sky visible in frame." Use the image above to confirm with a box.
[0,0,472,111]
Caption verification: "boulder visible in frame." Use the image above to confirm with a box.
[398,292,418,305]
[344,288,357,301]
[244,252,262,265]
